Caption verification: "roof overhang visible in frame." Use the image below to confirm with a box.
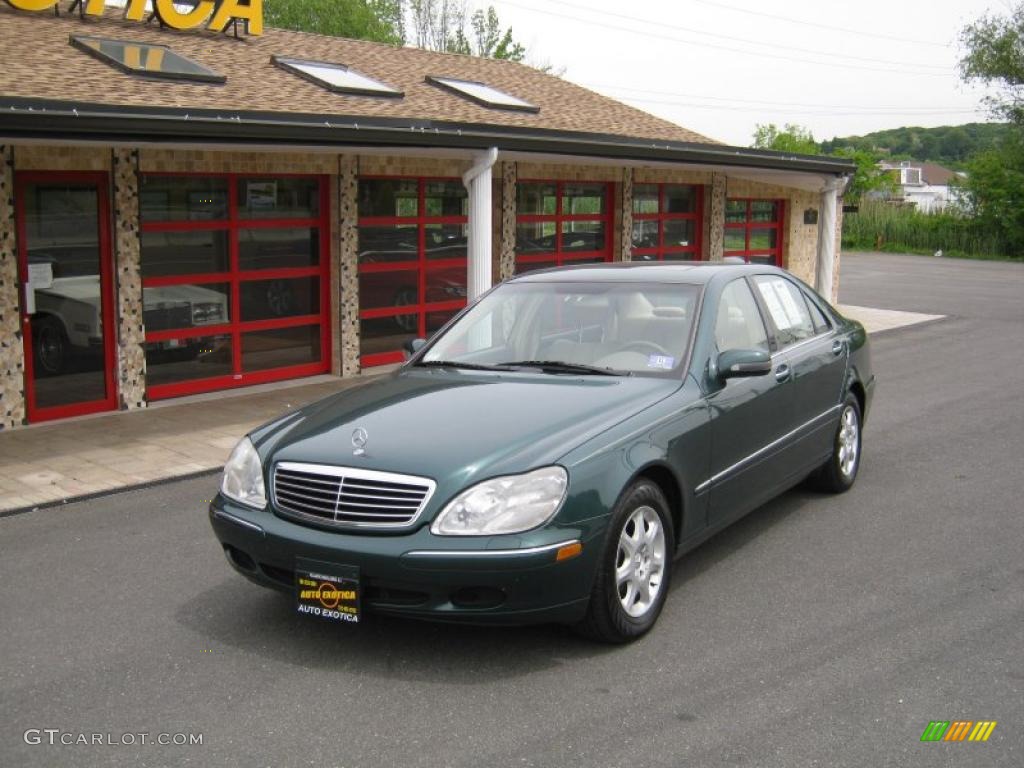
[0,97,855,182]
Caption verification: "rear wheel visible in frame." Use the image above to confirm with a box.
[809,393,862,493]
[576,480,673,643]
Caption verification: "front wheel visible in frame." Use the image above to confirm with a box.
[33,316,69,376]
[809,393,862,493]
[576,480,674,643]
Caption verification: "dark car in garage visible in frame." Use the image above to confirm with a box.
[210,262,874,642]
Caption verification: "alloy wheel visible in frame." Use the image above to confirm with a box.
[615,505,667,618]
[838,404,860,478]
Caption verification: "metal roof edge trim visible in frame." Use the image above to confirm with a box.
[0,97,856,175]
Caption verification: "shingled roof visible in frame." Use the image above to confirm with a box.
[0,4,714,145]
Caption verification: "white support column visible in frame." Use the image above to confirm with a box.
[816,177,846,301]
[463,148,499,300]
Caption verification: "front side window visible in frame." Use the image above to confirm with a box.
[515,181,613,274]
[631,183,702,261]
[422,281,700,376]
[357,178,468,366]
[752,275,815,348]
[715,279,769,353]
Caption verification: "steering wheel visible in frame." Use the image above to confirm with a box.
[621,340,671,357]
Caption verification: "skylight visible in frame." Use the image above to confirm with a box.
[70,35,225,84]
[272,56,404,98]
[426,76,539,113]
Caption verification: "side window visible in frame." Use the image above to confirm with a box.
[752,275,815,349]
[802,291,832,334]
[714,278,769,353]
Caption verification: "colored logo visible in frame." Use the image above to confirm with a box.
[920,721,997,742]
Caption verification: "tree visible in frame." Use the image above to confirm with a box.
[405,1,526,60]
[752,124,892,202]
[265,0,404,44]
[406,0,465,52]
[752,123,819,155]
[960,4,1024,126]
[831,148,896,201]
[469,6,526,61]
[957,3,1024,256]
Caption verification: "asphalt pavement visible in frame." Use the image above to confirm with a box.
[1,251,1021,767]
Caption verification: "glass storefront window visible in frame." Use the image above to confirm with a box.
[358,225,419,264]
[145,335,233,388]
[424,181,468,217]
[138,174,329,398]
[236,177,320,219]
[424,223,468,260]
[515,181,612,273]
[358,179,419,218]
[238,228,320,271]
[724,198,784,265]
[560,220,605,252]
[141,231,230,278]
[630,183,702,261]
[562,183,606,215]
[140,176,228,222]
[359,270,420,311]
[143,282,230,331]
[632,184,660,215]
[516,183,557,215]
[240,277,320,322]
[357,177,469,366]
[242,326,321,372]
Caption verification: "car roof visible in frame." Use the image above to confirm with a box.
[507,261,784,285]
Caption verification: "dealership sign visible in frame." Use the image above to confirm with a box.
[4,0,263,35]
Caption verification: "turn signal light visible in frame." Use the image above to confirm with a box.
[555,541,583,562]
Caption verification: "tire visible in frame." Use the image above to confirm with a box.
[576,480,674,643]
[32,316,69,376]
[808,393,862,493]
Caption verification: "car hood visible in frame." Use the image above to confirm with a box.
[255,368,680,490]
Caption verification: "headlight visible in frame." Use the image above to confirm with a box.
[431,466,568,536]
[221,437,266,508]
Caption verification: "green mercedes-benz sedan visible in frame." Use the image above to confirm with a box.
[210,263,874,642]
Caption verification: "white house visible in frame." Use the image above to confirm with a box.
[878,160,965,213]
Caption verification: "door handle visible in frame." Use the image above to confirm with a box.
[774,364,791,382]
[831,339,844,356]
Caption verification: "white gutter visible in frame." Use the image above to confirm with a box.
[816,176,847,302]
[462,147,499,300]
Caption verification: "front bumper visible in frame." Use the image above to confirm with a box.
[209,495,604,626]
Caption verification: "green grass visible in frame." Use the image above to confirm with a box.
[842,202,1019,261]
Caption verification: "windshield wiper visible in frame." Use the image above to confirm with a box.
[415,360,507,372]
[495,360,631,376]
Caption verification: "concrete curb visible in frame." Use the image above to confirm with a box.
[0,466,222,519]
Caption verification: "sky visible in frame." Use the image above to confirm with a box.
[483,0,1006,146]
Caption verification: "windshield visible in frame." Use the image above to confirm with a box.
[419,280,701,376]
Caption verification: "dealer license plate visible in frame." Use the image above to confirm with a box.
[295,558,360,624]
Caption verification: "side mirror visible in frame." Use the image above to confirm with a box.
[402,337,427,360]
[715,348,771,380]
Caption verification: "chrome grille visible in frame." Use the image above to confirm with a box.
[272,462,435,529]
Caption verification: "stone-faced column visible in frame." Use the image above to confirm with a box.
[113,148,146,410]
[499,161,517,280]
[619,168,633,262]
[707,172,726,262]
[0,145,26,429]
[338,155,360,377]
